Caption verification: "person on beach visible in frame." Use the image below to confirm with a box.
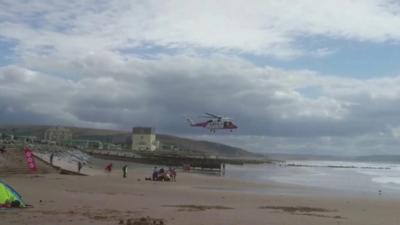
[171,168,176,182]
[157,168,168,181]
[105,163,112,173]
[0,145,5,154]
[166,167,174,182]
[49,153,54,165]
[122,165,128,178]
[158,168,165,181]
[152,167,158,181]
[78,161,83,173]
[165,171,171,181]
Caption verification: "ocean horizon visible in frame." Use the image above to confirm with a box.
[223,160,400,198]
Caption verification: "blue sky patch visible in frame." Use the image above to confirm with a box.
[297,86,325,99]
[242,37,400,79]
[0,38,17,66]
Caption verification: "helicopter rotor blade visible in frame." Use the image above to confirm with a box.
[205,112,221,119]
[200,115,215,119]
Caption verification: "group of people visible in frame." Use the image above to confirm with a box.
[152,167,176,182]
[104,163,177,181]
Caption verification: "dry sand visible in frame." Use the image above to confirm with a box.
[2,168,400,225]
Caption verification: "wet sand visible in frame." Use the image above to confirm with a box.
[2,168,400,225]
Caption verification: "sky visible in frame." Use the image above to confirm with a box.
[1,0,400,155]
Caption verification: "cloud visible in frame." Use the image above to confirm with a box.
[310,48,336,57]
[1,51,400,153]
[1,52,400,135]
[2,0,400,59]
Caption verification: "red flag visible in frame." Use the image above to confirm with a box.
[24,146,37,171]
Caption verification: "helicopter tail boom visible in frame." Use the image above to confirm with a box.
[186,117,195,126]
[185,117,209,127]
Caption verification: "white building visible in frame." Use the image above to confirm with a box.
[43,126,72,145]
[131,127,159,151]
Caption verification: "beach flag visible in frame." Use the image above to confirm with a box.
[24,147,37,171]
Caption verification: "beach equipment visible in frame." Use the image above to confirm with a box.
[24,146,37,171]
[0,180,26,208]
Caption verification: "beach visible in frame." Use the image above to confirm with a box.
[2,164,400,225]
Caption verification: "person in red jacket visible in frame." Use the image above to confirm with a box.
[105,163,112,173]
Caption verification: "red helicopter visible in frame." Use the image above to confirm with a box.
[186,113,238,133]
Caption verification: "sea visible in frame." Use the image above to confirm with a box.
[223,160,400,198]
